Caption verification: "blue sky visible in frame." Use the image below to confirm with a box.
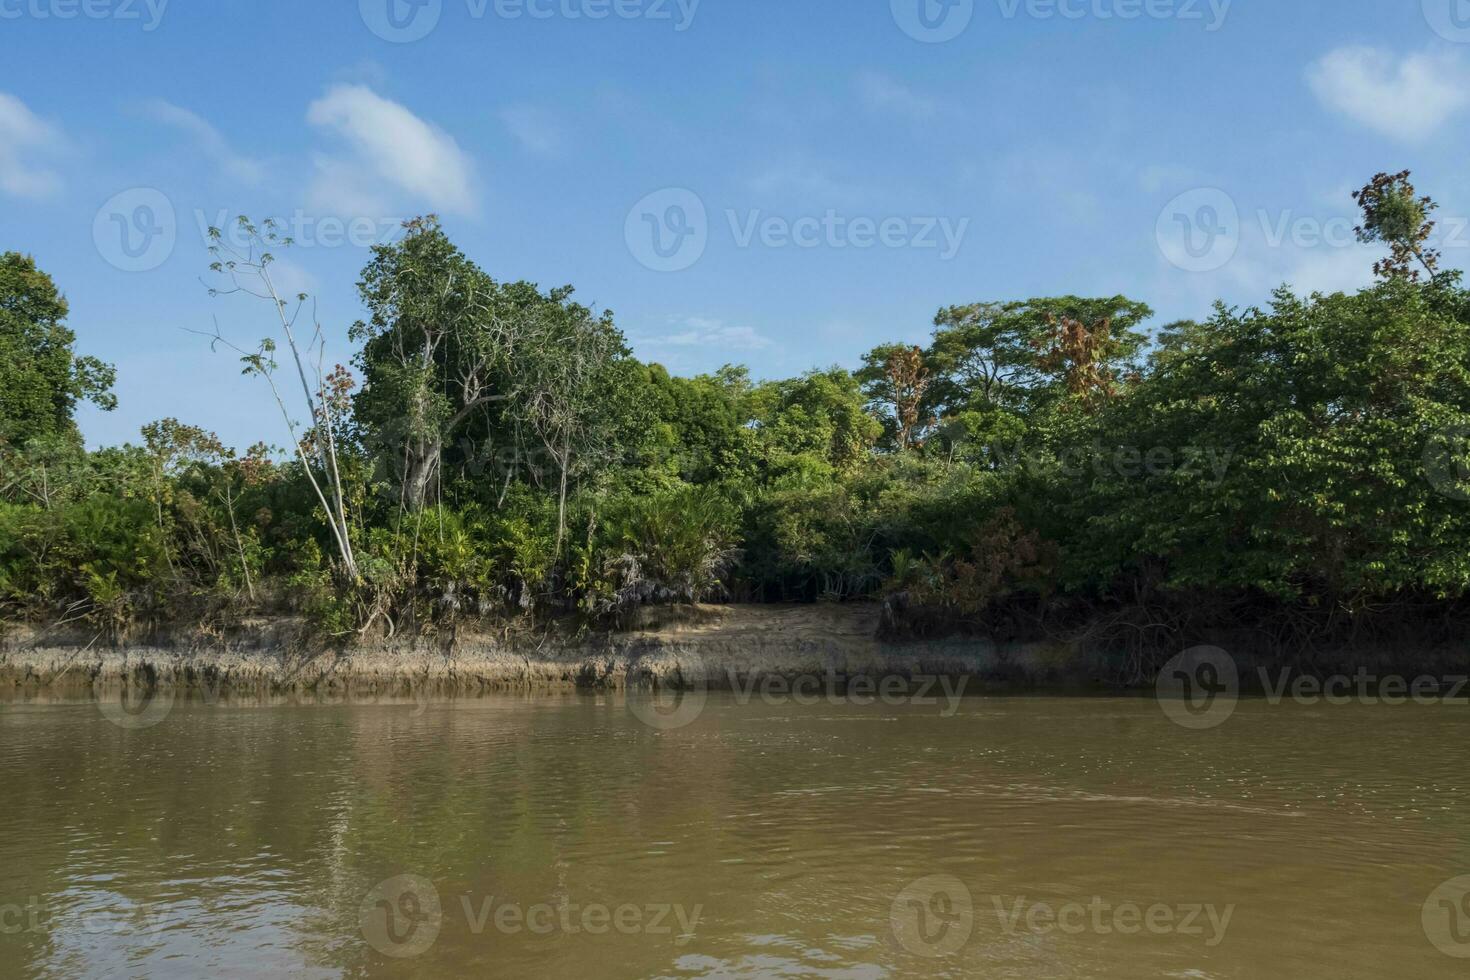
[2,0,1468,449]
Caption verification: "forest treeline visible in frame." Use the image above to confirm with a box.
[2,171,1468,655]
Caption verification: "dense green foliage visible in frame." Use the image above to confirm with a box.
[0,252,116,448]
[3,174,1469,653]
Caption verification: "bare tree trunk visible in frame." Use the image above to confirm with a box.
[223,485,255,602]
[497,452,515,509]
[555,432,570,557]
[264,266,358,577]
[403,439,441,512]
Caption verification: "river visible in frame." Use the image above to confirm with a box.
[1,691,1467,977]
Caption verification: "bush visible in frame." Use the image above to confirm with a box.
[0,496,166,633]
[586,485,740,615]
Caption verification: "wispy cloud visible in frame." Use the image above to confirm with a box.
[1152,216,1381,315]
[1307,46,1470,141]
[306,85,476,217]
[262,257,319,299]
[499,104,565,158]
[745,153,877,209]
[645,316,772,352]
[140,99,265,185]
[992,143,1105,226]
[0,93,63,199]
[856,71,937,120]
[1279,246,1378,297]
[1137,164,1201,195]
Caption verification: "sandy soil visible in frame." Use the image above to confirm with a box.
[0,604,1048,698]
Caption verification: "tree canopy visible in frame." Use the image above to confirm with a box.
[0,251,115,448]
[3,171,1469,658]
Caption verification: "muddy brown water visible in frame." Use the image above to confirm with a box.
[1,692,1468,978]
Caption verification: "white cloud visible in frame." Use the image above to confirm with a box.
[499,104,565,157]
[303,154,391,218]
[1279,246,1377,297]
[1152,227,1380,315]
[856,71,937,119]
[0,93,63,199]
[306,85,476,217]
[141,99,265,185]
[1307,46,1470,141]
[648,317,772,351]
[745,154,876,208]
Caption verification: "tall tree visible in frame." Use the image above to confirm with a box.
[204,219,359,580]
[926,296,1152,416]
[856,344,932,451]
[749,368,882,477]
[0,252,116,447]
[351,217,518,512]
[514,298,632,555]
[1035,312,1124,411]
[1354,170,1440,282]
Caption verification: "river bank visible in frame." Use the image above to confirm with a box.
[0,604,1063,699]
[3,603,1468,699]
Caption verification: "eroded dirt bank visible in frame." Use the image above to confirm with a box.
[5,603,1468,700]
[0,604,1061,699]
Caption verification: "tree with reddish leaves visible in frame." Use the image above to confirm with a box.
[857,344,933,451]
[1353,170,1440,282]
[1035,313,1119,411]
[887,346,932,451]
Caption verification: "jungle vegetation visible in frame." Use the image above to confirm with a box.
[2,171,1468,657]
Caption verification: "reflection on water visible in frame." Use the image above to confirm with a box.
[1,694,1468,978]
